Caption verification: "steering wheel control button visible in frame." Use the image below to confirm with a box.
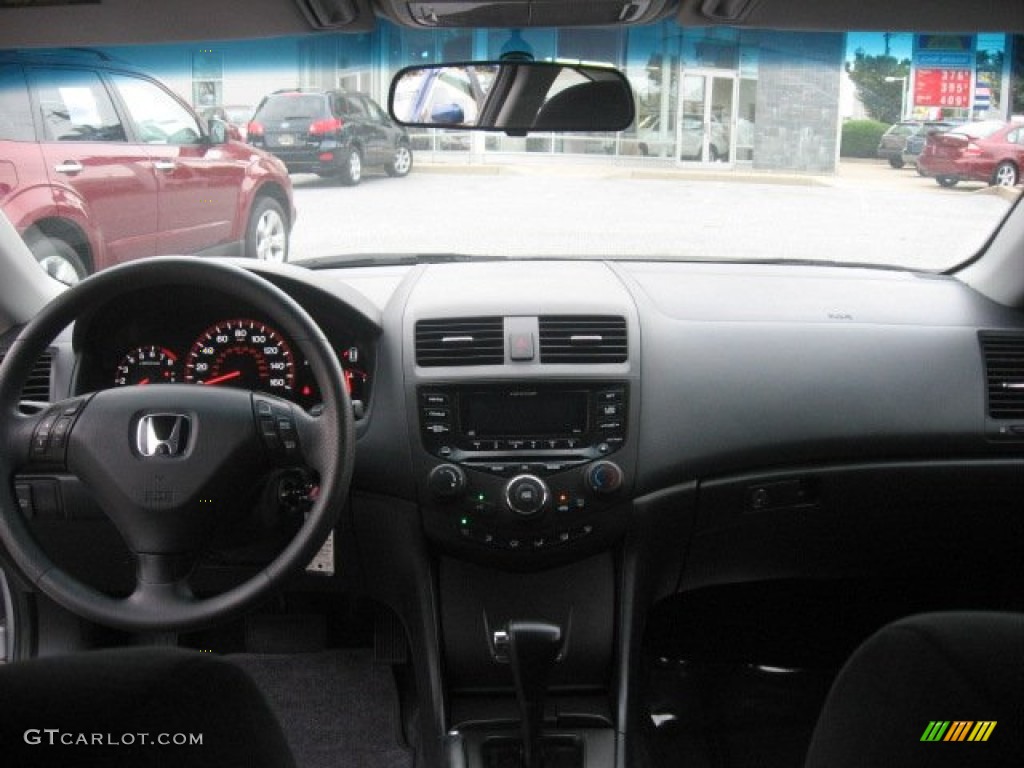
[428,464,466,499]
[585,460,624,495]
[30,399,89,464]
[49,416,73,448]
[505,474,549,517]
[253,396,303,464]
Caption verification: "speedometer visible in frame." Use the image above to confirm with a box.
[184,318,296,396]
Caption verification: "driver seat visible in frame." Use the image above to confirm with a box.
[0,646,297,767]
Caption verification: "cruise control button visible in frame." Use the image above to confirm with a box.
[49,416,73,448]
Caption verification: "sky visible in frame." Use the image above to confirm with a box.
[845,31,914,63]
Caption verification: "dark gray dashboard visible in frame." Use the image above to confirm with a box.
[11,258,1024,577]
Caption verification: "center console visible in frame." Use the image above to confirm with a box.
[398,263,642,767]
[414,381,635,568]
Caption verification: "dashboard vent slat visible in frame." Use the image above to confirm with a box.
[416,317,504,367]
[980,332,1024,419]
[539,316,627,364]
[0,350,53,403]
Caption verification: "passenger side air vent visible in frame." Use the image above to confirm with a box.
[0,350,53,402]
[416,317,504,367]
[539,316,627,364]
[980,332,1024,419]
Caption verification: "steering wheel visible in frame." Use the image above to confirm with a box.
[0,257,354,632]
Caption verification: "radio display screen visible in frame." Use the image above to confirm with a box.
[460,389,588,438]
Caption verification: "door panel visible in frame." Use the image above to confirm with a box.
[30,67,159,264]
[110,74,245,255]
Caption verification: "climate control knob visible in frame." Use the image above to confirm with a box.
[428,464,466,499]
[585,460,624,495]
[505,474,549,517]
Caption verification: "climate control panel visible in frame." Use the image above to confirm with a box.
[421,457,629,562]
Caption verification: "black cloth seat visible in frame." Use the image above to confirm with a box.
[805,611,1024,768]
[0,646,297,768]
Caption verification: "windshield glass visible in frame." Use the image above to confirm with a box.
[1,25,1020,275]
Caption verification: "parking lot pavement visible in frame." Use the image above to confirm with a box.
[288,159,1013,271]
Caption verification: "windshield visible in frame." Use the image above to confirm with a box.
[1,25,1020,276]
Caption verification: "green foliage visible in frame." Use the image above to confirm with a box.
[841,119,890,158]
[845,50,910,124]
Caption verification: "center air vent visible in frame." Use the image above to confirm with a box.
[0,350,53,403]
[539,316,627,364]
[416,317,504,367]
[980,331,1024,419]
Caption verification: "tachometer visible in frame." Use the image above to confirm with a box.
[114,345,178,386]
[184,318,296,396]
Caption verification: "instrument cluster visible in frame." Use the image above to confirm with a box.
[104,317,368,410]
[76,283,372,412]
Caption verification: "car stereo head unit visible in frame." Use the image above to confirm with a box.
[419,382,626,462]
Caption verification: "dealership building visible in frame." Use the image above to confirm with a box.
[102,24,1012,174]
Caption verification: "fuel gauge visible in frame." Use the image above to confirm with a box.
[114,345,179,386]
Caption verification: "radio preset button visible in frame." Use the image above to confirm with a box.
[422,392,450,406]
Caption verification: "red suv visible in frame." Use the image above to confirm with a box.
[0,50,294,284]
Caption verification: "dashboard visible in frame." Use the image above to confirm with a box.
[9,258,1024,584]
[6,256,1024,767]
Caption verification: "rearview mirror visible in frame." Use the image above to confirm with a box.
[388,61,635,135]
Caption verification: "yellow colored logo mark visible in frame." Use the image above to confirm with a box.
[920,721,997,742]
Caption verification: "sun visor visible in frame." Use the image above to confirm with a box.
[378,0,679,28]
[294,0,375,29]
[679,0,1024,32]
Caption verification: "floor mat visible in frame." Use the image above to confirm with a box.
[230,649,413,768]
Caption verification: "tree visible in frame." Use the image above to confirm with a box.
[845,49,910,124]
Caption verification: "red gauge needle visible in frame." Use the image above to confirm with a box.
[202,370,242,386]
[138,378,151,386]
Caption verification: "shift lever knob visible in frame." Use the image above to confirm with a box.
[507,620,562,768]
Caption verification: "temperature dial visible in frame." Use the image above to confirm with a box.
[428,464,466,499]
[585,460,624,495]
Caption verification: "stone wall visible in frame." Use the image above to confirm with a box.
[753,31,845,173]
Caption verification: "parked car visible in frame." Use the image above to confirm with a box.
[877,120,956,169]
[679,113,729,161]
[247,89,413,185]
[900,121,959,172]
[917,119,1024,187]
[0,50,294,284]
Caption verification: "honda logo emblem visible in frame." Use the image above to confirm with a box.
[136,414,191,457]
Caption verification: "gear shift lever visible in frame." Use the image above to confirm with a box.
[507,620,562,768]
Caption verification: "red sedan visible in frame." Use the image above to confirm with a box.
[917,120,1024,188]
